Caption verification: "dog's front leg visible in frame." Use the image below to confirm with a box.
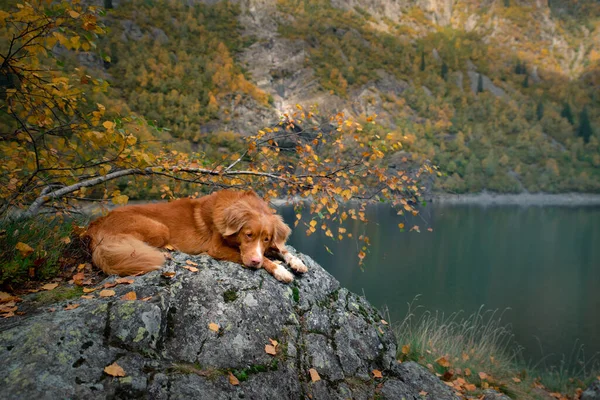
[262,259,294,283]
[279,248,308,273]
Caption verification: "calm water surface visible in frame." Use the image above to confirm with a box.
[281,204,600,362]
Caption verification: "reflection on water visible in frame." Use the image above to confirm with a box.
[280,204,600,361]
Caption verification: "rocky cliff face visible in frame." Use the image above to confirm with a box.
[0,249,459,399]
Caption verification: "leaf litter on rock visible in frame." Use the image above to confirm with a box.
[104,362,126,377]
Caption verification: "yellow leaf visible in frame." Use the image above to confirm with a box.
[372,369,383,378]
[419,390,428,396]
[81,295,94,300]
[435,356,451,368]
[99,289,116,297]
[208,322,219,332]
[512,377,521,383]
[182,265,198,272]
[121,291,137,301]
[309,368,321,382]
[115,278,134,285]
[83,287,98,293]
[15,242,34,257]
[68,10,80,18]
[464,383,476,391]
[104,362,126,377]
[265,344,277,356]
[380,319,388,325]
[64,304,80,311]
[478,371,488,380]
[41,283,59,291]
[112,195,129,205]
[465,368,471,376]
[103,121,115,130]
[401,344,410,355]
[228,372,239,386]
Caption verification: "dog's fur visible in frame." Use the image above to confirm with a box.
[85,190,307,282]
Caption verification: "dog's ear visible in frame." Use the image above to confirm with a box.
[216,204,254,237]
[270,214,291,252]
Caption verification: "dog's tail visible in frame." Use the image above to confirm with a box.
[91,235,165,276]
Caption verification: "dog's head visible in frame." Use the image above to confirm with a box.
[216,197,291,268]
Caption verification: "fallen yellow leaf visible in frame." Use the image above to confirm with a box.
[182,265,198,272]
[99,289,116,297]
[380,319,388,325]
[83,287,98,293]
[162,271,176,279]
[64,304,80,311]
[512,377,521,383]
[465,368,472,376]
[419,390,428,396]
[436,356,451,368]
[186,260,198,266]
[208,323,219,332]
[464,383,476,391]
[401,344,410,355]
[265,344,277,356]
[309,368,320,382]
[41,283,59,291]
[104,362,126,377]
[15,242,34,257]
[479,371,488,380]
[269,338,279,347]
[372,369,383,378]
[81,295,94,300]
[228,372,239,386]
[115,278,134,285]
[121,291,137,301]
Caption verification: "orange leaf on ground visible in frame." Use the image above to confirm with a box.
[401,344,410,355]
[140,296,152,301]
[436,356,451,368]
[186,260,198,266]
[64,304,80,311]
[103,282,117,288]
[309,368,321,382]
[182,265,198,272]
[462,352,470,361]
[380,319,388,325]
[162,271,176,279]
[15,242,34,257]
[269,338,278,347]
[208,323,219,332]
[72,272,85,286]
[464,368,472,376]
[99,289,116,297]
[464,383,476,391]
[0,292,20,303]
[228,372,239,386]
[121,291,137,301]
[116,278,134,285]
[265,344,277,355]
[512,377,521,383]
[83,287,98,293]
[419,390,428,396]
[41,283,59,291]
[372,369,383,378]
[104,362,126,377]
[81,295,94,300]
[478,372,488,380]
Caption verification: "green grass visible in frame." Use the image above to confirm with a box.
[0,214,90,287]
[393,299,600,399]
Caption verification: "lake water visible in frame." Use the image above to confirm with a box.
[280,204,600,363]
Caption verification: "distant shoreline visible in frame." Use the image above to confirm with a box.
[427,192,600,206]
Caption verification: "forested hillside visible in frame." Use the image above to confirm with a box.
[4,0,600,194]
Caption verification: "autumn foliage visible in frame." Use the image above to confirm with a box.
[0,1,427,259]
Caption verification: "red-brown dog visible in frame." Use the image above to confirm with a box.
[85,190,307,282]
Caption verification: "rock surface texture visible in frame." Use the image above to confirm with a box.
[0,250,458,399]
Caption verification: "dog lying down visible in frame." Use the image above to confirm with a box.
[85,190,307,283]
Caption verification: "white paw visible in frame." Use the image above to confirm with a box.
[273,263,294,283]
[286,254,307,273]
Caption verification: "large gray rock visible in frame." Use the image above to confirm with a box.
[0,249,458,399]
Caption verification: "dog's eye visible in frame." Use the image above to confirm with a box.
[246,233,252,238]
[264,237,270,242]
